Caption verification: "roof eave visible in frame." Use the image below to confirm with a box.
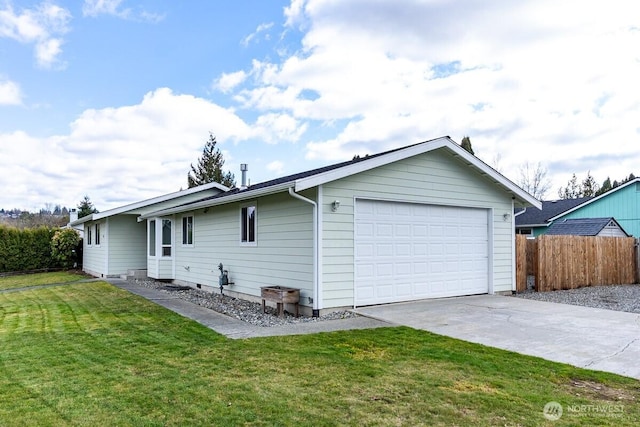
[69,214,94,226]
[77,182,230,223]
[294,136,541,209]
[138,181,294,221]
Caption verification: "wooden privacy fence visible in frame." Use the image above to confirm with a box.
[515,235,638,292]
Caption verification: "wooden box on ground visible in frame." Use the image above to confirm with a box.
[261,286,300,318]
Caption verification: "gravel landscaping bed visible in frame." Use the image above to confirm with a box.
[133,279,358,327]
[513,284,640,314]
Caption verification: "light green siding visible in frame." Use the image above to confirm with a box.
[173,192,315,306]
[107,215,146,275]
[321,148,514,308]
[82,221,107,277]
[556,183,640,237]
[81,189,223,278]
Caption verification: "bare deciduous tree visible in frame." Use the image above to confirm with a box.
[518,161,551,199]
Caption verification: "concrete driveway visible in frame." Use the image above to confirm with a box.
[356,295,640,380]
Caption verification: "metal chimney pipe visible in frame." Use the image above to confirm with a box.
[240,164,248,189]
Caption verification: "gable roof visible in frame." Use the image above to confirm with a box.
[69,181,229,226]
[140,136,541,220]
[545,217,629,236]
[547,178,640,222]
[515,197,593,227]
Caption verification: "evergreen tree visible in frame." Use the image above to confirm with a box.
[580,171,599,197]
[77,195,98,218]
[595,177,612,196]
[187,133,236,188]
[460,136,474,155]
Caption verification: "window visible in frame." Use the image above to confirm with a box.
[241,204,256,244]
[149,220,156,256]
[182,216,193,245]
[516,228,532,236]
[87,226,92,245]
[162,219,172,256]
[95,223,101,246]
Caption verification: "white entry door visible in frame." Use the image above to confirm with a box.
[355,200,489,306]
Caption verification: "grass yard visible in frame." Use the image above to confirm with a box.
[0,274,638,426]
[0,271,87,291]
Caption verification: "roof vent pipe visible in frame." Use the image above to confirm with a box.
[240,164,248,190]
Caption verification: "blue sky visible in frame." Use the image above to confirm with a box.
[1,0,639,211]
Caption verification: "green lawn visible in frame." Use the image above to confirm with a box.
[0,271,87,291]
[0,274,638,426]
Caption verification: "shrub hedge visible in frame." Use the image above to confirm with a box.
[0,225,80,273]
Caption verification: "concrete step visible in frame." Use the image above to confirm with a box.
[123,269,148,281]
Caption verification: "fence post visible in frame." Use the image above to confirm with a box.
[636,238,640,284]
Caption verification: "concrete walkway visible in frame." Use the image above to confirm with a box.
[356,295,640,380]
[108,279,391,339]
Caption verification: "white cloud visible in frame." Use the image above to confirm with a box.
[0,2,71,68]
[284,0,306,29]
[213,70,247,94]
[218,0,640,198]
[266,160,284,174]
[82,0,164,23]
[252,112,307,144]
[241,22,274,47]
[0,88,253,211]
[82,0,126,17]
[0,78,22,105]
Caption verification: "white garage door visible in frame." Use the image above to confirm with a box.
[355,199,489,306]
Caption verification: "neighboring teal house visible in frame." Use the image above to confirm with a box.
[515,197,591,237]
[515,178,640,237]
[549,178,640,237]
[74,137,540,315]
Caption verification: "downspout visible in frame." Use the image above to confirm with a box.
[288,187,320,317]
[511,198,517,293]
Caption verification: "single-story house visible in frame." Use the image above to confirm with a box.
[516,178,640,237]
[69,182,228,278]
[73,136,540,315]
[545,217,629,237]
[514,197,592,237]
[548,178,640,237]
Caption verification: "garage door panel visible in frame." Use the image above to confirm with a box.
[355,200,489,306]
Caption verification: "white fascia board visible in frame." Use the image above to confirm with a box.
[294,136,542,209]
[71,182,229,225]
[516,223,549,228]
[138,182,294,221]
[547,178,640,222]
[69,214,94,227]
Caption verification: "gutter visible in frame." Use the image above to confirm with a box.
[288,187,320,317]
[138,182,294,221]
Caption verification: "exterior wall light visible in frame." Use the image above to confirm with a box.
[331,200,341,212]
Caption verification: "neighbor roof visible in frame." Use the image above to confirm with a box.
[515,197,593,227]
[547,178,640,222]
[545,218,629,236]
[140,136,541,220]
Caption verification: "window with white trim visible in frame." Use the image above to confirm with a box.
[240,203,256,245]
[148,220,156,256]
[162,219,172,256]
[95,223,101,246]
[87,226,92,245]
[182,216,194,245]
